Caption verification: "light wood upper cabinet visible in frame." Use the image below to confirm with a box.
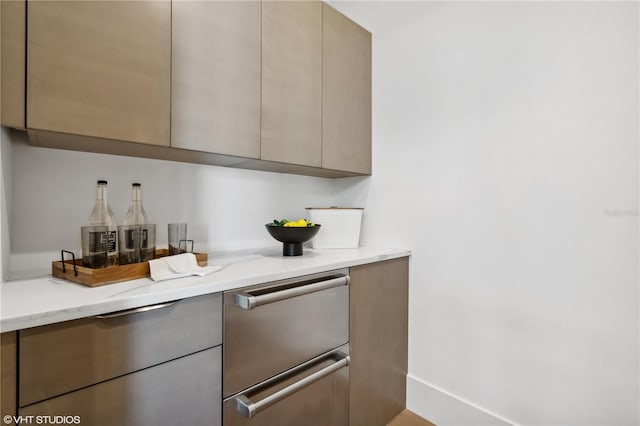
[261,0,323,167]
[27,1,171,146]
[1,0,26,129]
[322,3,372,175]
[172,1,261,158]
[2,0,371,177]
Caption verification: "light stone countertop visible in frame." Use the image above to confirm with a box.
[0,246,411,332]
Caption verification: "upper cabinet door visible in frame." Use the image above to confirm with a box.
[172,1,261,158]
[27,1,171,146]
[322,4,372,175]
[261,1,322,167]
[1,0,26,129]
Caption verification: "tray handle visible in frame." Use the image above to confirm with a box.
[60,250,78,277]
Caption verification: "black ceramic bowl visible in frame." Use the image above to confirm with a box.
[265,224,321,256]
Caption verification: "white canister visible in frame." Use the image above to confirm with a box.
[306,207,363,249]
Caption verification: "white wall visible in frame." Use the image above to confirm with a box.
[5,131,342,272]
[332,1,639,425]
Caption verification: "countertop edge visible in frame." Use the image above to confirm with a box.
[1,248,411,332]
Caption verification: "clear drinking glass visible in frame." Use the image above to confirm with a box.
[168,223,188,255]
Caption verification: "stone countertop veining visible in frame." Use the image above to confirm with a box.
[0,246,411,332]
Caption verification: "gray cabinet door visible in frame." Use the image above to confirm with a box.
[223,347,349,426]
[223,270,349,398]
[21,347,222,426]
[1,333,17,424]
[20,293,222,406]
[322,4,372,175]
[261,1,322,167]
[172,1,261,158]
[27,1,171,146]
[349,258,409,426]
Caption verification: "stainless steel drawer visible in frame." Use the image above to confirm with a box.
[21,346,222,426]
[223,269,349,397]
[20,292,222,406]
[223,346,349,426]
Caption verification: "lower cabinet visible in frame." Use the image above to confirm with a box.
[19,294,222,406]
[12,293,223,426]
[223,347,349,426]
[20,347,221,426]
[349,257,409,426]
[1,332,17,425]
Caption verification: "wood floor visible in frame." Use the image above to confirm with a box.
[387,409,436,426]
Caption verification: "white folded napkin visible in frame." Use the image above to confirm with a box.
[149,253,222,282]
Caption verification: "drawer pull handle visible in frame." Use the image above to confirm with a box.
[235,352,350,418]
[233,275,349,310]
[92,300,180,319]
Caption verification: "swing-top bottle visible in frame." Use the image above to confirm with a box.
[88,180,118,266]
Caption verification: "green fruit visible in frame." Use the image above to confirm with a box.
[270,219,291,227]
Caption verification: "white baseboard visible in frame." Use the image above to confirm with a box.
[406,375,517,426]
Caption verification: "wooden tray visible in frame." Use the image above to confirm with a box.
[52,249,208,287]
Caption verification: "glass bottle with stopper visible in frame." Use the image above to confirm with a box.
[121,183,154,263]
[123,183,148,225]
[88,180,118,267]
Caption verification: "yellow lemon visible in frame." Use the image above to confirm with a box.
[280,219,313,227]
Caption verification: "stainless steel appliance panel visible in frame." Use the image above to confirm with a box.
[223,346,349,426]
[21,347,222,426]
[20,293,222,406]
[223,269,349,397]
